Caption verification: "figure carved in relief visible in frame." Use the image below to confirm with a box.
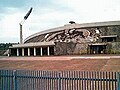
[43,28,101,43]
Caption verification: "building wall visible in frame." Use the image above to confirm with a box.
[54,42,120,55]
[25,26,120,43]
[110,42,120,54]
[23,25,120,55]
[54,42,88,55]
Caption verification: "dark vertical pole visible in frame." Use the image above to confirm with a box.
[13,70,17,90]
[58,72,61,90]
[115,72,117,90]
[117,72,120,90]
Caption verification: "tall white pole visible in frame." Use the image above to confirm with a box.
[19,7,33,44]
[20,24,23,44]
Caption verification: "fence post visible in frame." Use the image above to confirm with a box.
[13,70,17,90]
[117,72,120,90]
[58,72,61,90]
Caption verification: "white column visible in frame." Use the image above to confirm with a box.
[17,48,19,56]
[34,47,36,56]
[40,47,43,56]
[8,49,10,56]
[28,48,30,56]
[22,48,24,56]
[47,46,50,56]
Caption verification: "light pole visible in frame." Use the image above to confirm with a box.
[20,23,23,44]
[19,7,33,44]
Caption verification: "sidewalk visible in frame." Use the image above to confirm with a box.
[0,55,120,61]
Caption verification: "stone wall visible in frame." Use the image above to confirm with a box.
[54,41,120,55]
[54,42,88,55]
[110,42,120,54]
[73,43,88,55]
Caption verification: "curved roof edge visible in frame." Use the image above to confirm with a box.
[24,20,120,43]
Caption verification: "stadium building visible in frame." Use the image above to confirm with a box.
[9,20,120,56]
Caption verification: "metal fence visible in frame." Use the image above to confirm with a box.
[0,70,120,90]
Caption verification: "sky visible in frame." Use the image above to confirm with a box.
[0,0,120,43]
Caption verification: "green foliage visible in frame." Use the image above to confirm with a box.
[0,43,12,50]
[110,50,120,54]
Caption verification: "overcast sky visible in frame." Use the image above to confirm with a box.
[0,0,120,43]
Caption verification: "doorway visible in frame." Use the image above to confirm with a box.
[89,45,106,54]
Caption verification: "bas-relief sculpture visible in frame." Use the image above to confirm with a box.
[43,28,101,43]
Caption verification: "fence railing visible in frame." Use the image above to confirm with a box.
[0,70,120,90]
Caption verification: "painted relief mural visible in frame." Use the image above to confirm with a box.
[43,28,101,43]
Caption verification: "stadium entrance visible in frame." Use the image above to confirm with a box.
[89,43,106,54]
[9,42,55,56]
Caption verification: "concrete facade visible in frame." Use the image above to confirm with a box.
[9,20,120,56]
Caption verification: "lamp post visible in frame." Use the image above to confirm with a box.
[20,24,23,44]
[19,7,33,44]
